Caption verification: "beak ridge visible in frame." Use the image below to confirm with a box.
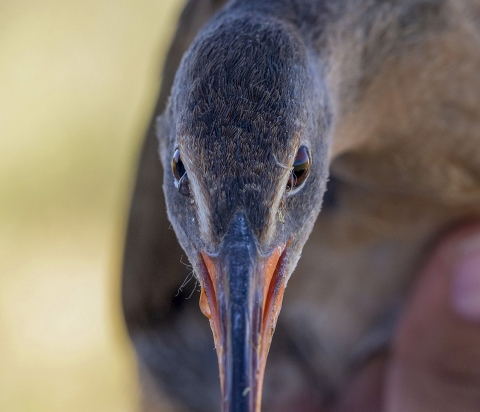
[198,214,288,412]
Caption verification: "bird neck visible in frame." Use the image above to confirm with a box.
[223,0,447,160]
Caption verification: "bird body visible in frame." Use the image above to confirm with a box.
[122,1,480,411]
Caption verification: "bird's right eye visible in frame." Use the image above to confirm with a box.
[171,149,190,196]
[286,146,310,192]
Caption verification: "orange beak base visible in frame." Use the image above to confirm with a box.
[196,215,289,412]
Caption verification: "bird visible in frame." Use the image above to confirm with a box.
[121,0,480,411]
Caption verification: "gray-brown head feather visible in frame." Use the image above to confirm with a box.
[159,9,330,262]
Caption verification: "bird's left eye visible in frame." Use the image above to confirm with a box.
[286,146,310,191]
[171,149,190,196]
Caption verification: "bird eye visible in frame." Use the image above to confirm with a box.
[171,149,190,196]
[286,146,310,191]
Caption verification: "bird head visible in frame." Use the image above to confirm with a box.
[158,11,331,412]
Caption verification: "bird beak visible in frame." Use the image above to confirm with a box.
[197,214,289,412]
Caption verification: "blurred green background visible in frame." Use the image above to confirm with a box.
[0,0,185,411]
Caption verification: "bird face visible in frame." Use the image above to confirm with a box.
[158,14,330,412]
